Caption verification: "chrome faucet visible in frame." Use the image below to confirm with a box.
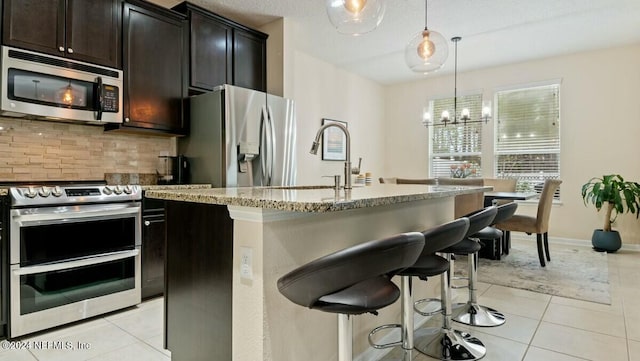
[310,122,352,189]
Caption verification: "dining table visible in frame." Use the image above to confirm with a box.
[483,191,539,207]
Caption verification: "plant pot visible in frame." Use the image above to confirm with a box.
[591,229,622,253]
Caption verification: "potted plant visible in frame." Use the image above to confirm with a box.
[581,174,640,252]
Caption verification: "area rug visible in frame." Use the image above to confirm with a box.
[455,239,611,304]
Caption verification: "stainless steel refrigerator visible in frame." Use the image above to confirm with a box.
[179,84,297,187]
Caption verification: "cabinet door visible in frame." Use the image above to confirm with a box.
[142,213,165,299]
[189,11,232,91]
[232,29,267,92]
[2,0,65,57]
[65,0,121,68]
[123,3,187,134]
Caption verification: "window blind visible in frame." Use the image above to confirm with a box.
[430,94,483,178]
[494,84,561,196]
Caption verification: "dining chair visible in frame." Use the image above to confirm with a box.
[378,177,438,184]
[483,178,517,205]
[494,179,562,267]
[436,178,485,218]
[381,178,484,218]
[378,177,398,184]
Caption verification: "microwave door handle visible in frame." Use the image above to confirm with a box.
[96,76,103,121]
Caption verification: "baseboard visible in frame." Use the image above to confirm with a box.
[509,234,640,252]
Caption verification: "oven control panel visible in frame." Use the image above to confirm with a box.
[10,185,142,207]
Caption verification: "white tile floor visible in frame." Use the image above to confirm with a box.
[0,297,169,361]
[406,243,640,361]
[0,242,637,361]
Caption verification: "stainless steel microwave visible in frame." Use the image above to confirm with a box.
[1,46,122,124]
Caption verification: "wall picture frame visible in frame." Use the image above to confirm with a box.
[321,118,347,161]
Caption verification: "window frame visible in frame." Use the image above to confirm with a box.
[428,93,485,179]
[493,82,562,197]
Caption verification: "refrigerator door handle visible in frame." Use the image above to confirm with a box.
[260,106,270,185]
[266,105,276,186]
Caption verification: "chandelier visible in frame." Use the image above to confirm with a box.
[422,37,492,127]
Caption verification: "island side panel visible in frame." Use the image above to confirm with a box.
[165,201,234,361]
[230,197,454,361]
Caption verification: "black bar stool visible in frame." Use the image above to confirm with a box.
[413,211,495,360]
[368,218,470,360]
[277,232,425,361]
[453,203,518,327]
[446,206,508,328]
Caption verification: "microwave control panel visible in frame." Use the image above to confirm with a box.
[102,85,119,112]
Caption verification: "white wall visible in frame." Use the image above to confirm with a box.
[270,19,387,186]
[384,44,640,245]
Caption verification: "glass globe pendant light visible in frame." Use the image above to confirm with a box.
[405,0,448,73]
[326,0,386,35]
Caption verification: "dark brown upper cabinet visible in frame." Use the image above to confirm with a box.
[106,0,187,135]
[173,2,267,93]
[233,28,267,92]
[2,0,122,69]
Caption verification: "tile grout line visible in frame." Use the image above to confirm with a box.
[519,290,551,360]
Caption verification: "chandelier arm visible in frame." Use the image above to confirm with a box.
[454,37,458,124]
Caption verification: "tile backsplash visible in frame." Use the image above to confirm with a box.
[0,117,175,182]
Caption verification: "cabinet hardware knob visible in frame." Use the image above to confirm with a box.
[125,117,130,123]
[59,46,65,52]
[144,220,151,226]
[67,48,74,54]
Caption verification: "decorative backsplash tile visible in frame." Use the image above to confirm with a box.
[0,118,175,181]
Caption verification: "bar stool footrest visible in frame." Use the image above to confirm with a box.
[368,323,403,349]
[414,298,443,317]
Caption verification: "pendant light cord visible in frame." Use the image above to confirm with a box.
[424,0,429,31]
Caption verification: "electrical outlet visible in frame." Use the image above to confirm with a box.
[239,247,253,280]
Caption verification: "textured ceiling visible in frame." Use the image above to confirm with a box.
[153,0,640,85]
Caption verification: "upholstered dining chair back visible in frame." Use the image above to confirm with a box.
[378,177,397,184]
[536,179,562,233]
[483,178,517,192]
[437,178,485,218]
[396,178,437,185]
[484,178,518,206]
[378,177,439,185]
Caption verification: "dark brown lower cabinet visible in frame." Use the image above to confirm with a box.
[164,201,233,360]
[141,213,165,299]
[0,196,6,338]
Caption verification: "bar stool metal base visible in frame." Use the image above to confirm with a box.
[453,303,506,327]
[414,326,486,360]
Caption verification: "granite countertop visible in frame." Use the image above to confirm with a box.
[0,184,211,197]
[145,184,491,213]
[141,184,212,191]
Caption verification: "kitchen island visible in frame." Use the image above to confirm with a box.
[145,184,488,361]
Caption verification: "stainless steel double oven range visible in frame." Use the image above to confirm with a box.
[7,182,142,337]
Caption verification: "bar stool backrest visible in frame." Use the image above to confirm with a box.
[420,218,470,256]
[462,206,498,238]
[277,232,425,309]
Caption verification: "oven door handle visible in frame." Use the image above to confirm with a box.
[13,249,139,276]
[12,205,140,227]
